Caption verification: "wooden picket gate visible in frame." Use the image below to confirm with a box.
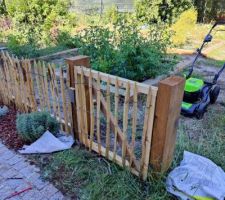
[0,52,185,180]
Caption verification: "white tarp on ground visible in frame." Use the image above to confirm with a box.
[166,151,225,200]
[19,131,74,154]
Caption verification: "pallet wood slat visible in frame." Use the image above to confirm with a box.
[140,88,152,175]
[122,82,130,167]
[60,68,70,134]
[89,69,95,151]
[105,76,111,158]
[80,67,89,147]
[42,62,51,111]
[96,73,102,154]
[66,65,73,133]
[113,78,119,161]
[130,82,138,168]
[49,64,57,116]
[74,67,83,143]
[27,60,37,111]
[141,89,157,180]
[21,59,29,112]
[75,66,158,95]
[33,60,43,110]
[77,68,86,144]
[38,61,47,110]
[52,65,62,127]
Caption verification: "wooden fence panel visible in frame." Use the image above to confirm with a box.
[70,65,158,179]
[0,52,184,181]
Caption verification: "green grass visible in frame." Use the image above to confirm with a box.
[207,46,225,61]
[38,148,171,200]
[31,105,225,200]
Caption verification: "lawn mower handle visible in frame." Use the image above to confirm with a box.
[186,21,225,79]
[213,63,225,84]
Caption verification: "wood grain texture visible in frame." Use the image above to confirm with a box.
[150,76,185,172]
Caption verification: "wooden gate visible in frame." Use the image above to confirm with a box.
[68,64,157,179]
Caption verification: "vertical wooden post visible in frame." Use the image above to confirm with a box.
[66,55,91,141]
[150,76,185,172]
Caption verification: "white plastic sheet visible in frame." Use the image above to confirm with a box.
[166,151,225,200]
[19,131,74,154]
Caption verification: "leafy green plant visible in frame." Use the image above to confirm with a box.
[16,111,60,143]
[2,0,76,55]
[71,17,173,81]
[135,0,193,24]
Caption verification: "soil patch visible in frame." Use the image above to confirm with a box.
[0,106,25,150]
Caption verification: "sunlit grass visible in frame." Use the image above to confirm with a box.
[182,24,225,61]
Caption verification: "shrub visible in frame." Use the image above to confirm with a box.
[171,8,197,46]
[71,17,172,81]
[2,0,76,53]
[16,111,60,143]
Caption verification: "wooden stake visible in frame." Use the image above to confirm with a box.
[80,67,88,147]
[89,69,95,151]
[105,76,111,158]
[113,78,119,161]
[42,62,51,111]
[74,67,83,143]
[33,60,43,110]
[122,82,130,166]
[60,68,70,134]
[129,82,138,168]
[96,73,102,154]
[66,56,91,140]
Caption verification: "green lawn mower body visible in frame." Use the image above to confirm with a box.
[181,20,225,119]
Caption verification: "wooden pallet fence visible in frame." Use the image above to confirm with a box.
[0,52,73,134]
[69,65,158,179]
[0,52,185,180]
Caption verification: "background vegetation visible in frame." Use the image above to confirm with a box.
[0,0,224,80]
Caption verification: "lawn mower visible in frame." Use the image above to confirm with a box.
[181,20,225,119]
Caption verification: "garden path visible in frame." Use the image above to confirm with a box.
[0,141,68,200]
